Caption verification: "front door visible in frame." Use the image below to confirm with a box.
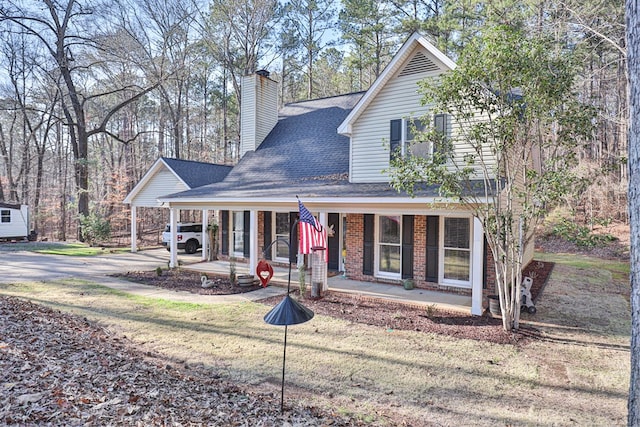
[327,213,340,271]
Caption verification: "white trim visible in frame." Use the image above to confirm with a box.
[157,196,492,212]
[201,210,208,261]
[439,215,472,288]
[272,211,291,262]
[374,214,402,280]
[130,206,137,253]
[124,158,190,205]
[231,211,245,258]
[249,210,257,275]
[169,209,178,268]
[471,217,484,315]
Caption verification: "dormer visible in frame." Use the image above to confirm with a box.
[337,33,456,183]
[240,70,278,157]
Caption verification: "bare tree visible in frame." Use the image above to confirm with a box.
[0,0,159,239]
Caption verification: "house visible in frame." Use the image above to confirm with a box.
[150,33,535,315]
[123,157,232,255]
[0,203,29,241]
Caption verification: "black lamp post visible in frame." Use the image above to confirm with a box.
[262,219,314,412]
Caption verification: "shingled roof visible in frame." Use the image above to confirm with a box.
[224,92,364,184]
[161,157,233,189]
[159,91,491,203]
[160,92,365,201]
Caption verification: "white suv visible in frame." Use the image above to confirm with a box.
[162,223,203,254]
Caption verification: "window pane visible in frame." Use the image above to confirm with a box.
[378,244,401,273]
[233,212,244,253]
[409,141,431,158]
[274,213,289,259]
[1,210,10,223]
[379,216,400,244]
[233,212,243,231]
[444,249,470,281]
[276,213,289,234]
[406,118,427,141]
[276,240,289,259]
[444,217,469,248]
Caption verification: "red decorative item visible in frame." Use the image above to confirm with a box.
[256,259,274,288]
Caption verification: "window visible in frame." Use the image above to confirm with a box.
[1,210,10,223]
[390,114,450,160]
[274,212,290,260]
[232,211,244,255]
[442,217,471,284]
[377,215,401,277]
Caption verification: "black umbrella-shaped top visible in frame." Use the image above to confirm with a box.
[264,295,314,326]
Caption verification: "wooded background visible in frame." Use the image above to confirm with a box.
[0,0,627,242]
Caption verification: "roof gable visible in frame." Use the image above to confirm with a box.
[337,32,456,136]
[124,158,232,205]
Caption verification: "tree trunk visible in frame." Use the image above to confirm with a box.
[626,0,640,424]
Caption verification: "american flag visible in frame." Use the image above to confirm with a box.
[298,199,327,261]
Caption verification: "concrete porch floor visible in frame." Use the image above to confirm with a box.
[183,260,473,314]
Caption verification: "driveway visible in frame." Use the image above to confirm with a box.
[0,247,178,283]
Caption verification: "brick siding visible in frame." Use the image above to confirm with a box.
[218,211,498,306]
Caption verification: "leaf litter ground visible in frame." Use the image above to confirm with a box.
[2,260,553,425]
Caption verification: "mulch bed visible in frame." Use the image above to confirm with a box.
[522,259,555,303]
[113,259,555,345]
[113,270,263,295]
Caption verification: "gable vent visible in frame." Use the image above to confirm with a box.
[398,51,440,77]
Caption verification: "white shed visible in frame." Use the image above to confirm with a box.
[0,203,29,241]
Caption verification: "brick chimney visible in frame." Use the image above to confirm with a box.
[240,70,278,157]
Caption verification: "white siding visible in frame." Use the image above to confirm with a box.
[350,47,497,183]
[0,206,28,239]
[240,74,278,157]
[132,169,188,207]
[240,77,257,157]
[448,109,497,178]
[351,69,434,182]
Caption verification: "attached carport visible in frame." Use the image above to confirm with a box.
[123,157,232,261]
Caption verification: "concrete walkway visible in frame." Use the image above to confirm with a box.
[184,259,472,313]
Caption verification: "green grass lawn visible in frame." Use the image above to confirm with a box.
[0,241,130,256]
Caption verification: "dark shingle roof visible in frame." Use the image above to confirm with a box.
[223,92,364,184]
[161,91,481,202]
[161,157,233,189]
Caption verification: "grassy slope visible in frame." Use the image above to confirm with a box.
[0,253,630,426]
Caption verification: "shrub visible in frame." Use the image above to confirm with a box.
[78,213,111,246]
[549,218,617,248]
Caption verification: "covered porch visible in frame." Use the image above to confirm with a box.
[182,259,472,314]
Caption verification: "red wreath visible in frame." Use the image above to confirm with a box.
[256,259,274,288]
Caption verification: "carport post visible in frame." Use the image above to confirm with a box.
[201,209,208,261]
[169,208,178,268]
[130,205,137,253]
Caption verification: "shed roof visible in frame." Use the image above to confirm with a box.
[123,157,233,206]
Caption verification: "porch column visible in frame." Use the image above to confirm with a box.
[201,209,208,261]
[319,212,328,291]
[471,217,484,315]
[249,209,258,275]
[130,205,137,253]
[169,208,178,268]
